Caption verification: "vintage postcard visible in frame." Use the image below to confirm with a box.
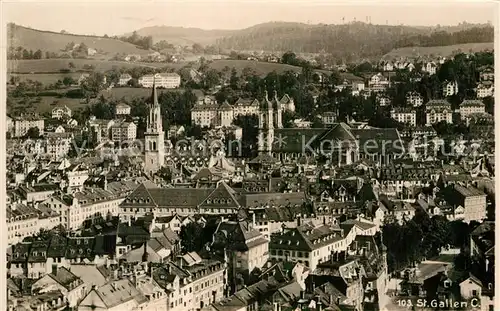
[2,1,497,310]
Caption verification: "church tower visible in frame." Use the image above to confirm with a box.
[258,90,282,154]
[144,80,165,175]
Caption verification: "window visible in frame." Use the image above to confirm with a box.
[472,290,478,296]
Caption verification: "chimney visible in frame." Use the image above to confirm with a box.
[316,299,323,311]
[297,216,301,227]
[51,265,57,275]
[252,212,256,228]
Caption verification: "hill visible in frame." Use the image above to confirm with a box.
[7,24,153,58]
[383,42,494,59]
[128,26,235,46]
[216,22,494,61]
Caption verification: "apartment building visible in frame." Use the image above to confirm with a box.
[459,100,486,119]
[269,223,349,271]
[425,99,453,125]
[153,253,225,311]
[390,108,417,126]
[139,73,181,88]
[111,121,137,142]
[13,115,45,138]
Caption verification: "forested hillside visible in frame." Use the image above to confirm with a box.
[216,22,494,61]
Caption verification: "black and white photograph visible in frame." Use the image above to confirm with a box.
[2,1,497,310]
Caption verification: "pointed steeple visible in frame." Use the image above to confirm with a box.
[151,76,159,106]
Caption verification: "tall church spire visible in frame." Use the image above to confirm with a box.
[151,76,159,107]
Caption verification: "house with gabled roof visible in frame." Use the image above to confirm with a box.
[31,266,85,307]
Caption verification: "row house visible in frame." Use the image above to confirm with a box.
[43,187,126,230]
[425,99,453,125]
[7,202,60,245]
[406,91,424,107]
[139,72,181,88]
[390,108,417,126]
[459,100,486,119]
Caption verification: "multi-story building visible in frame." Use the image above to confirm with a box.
[269,223,349,271]
[476,82,494,98]
[233,98,260,117]
[444,185,487,223]
[111,120,137,142]
[139,73,181,88]
[45,132,73,160]
[406,91,424,107]
[153,253,225,311]
[115,103,132,115]
[6,203,59,245]
[459,100,486,119]
[52,106,72,120]
[442,80,459,97]
[13,115,44,138]
[426,99,453,125]
[43,187,126,230]
[390,108,417,126]
[118,73,133,86]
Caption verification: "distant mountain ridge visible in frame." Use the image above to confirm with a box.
[128,26,236,46]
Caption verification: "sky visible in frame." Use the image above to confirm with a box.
[3,0,496,36]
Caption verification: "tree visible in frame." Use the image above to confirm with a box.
[22,49,30,59]
[62,76,76,86]
[179,222,205,252]
[25,127,40,139]
[281,51,298,66]
[68,62,75,69]
[45,51,51,59]
[203,69,221,89]
[192,43,204,54]
[127,78,139,88]
[33,49,42,59]
[80,72,105,98]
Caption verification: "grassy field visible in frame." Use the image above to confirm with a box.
[383,42,493,59]
[9,72,82,84]
[8,24,152,56]
[7,96,87,116]
[8,59,188,73]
